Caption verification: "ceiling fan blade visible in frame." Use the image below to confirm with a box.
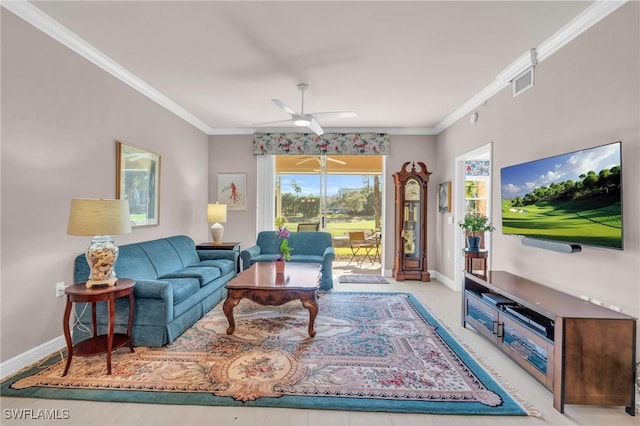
[307,119,324,136]
[253,119,292,126]
[295,157,315,166]
[272,99,297,115]
[309,111,358,119]
[327,157,347,165]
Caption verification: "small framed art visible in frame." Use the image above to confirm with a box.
[116,141,161,227]
[218,173,246,211]
[438,181,451,213]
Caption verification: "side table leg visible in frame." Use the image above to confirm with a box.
[223,296,241,335]
[301,294,318,338]
[126,292,135,353]
[62,299,73,376]
[106,294,115,374]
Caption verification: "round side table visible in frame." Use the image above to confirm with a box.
[62,278,135,376]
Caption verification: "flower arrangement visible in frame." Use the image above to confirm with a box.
[275,217,292,261]
[457,211,495,236]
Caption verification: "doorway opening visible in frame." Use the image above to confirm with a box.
[454,143,493,290]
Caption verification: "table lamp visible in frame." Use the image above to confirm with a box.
[67,198,132,288]
[207,203,227,244]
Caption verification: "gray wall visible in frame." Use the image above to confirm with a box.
[435,3,639,319]
[208,134,437,273]
[1,10,210,361]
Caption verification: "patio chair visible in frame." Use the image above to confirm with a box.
[297,223,320,232]
[347,231,376,267]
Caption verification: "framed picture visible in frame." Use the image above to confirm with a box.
[439,181,451,213]
[116,141,160,227]
[218,173,246,211]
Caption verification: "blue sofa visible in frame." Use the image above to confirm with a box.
[72,235,237,347]
[240,230,335,290]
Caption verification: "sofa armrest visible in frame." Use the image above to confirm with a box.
[132,279,173,302]
[240,245,261,270]
[197,250,237,262]
[323,246,336,262]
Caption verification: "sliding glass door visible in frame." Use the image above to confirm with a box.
[275,154,383,240]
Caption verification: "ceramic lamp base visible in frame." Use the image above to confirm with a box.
[210,222,224,245]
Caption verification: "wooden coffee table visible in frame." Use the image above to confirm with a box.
[223,262,322,337]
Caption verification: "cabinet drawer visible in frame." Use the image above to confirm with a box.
[465,292,499,341]
[499,314,554,389]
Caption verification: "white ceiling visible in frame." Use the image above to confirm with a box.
[12,1,611,135]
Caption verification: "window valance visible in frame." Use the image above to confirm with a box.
[253,133,390,155]
[465,160,491,176]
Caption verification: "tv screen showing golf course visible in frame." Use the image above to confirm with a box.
[500,141,622,249]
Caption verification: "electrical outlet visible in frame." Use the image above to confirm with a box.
[55,282,66,297]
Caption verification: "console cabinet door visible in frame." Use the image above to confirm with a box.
[464,292,499,343]
[498,314,554,389]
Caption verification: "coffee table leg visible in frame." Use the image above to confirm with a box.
[223,296,241,335]
[301,296,318,337]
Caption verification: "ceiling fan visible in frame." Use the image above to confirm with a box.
[295,155,346,166]
[256,83,357,136]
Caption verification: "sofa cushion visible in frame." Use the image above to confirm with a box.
[138,239,185,277]
[114,244,158,280]
[165,277,200,305]
[166,235,200,266]
[161,266,221,287]
[251,254,281,263]
[289,254,324,263]
[194,259,235,276]
[255,232,281,254]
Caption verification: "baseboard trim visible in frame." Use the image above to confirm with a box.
[430,270,458,291]
[0,335,65,381]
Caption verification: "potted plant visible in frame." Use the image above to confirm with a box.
[458,211,495,250]
[274,218,292,272]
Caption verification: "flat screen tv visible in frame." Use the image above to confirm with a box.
[500,141,622,250]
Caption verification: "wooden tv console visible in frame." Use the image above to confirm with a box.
[462,271,636,415]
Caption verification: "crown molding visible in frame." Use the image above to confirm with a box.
[212,127,437,136]
[433,0,626,135]
[2,0,214,135]
[3,0,626,137]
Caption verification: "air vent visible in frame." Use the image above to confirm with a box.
[512,67,534,97]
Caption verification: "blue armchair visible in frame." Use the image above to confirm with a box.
[240,230,335,290]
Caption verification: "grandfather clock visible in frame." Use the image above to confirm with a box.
[393,161,431,281]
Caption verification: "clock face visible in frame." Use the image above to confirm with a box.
[405,179,420,201]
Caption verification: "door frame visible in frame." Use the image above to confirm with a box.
[453,142,493,290]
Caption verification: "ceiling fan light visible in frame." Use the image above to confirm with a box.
[293,115,311,126]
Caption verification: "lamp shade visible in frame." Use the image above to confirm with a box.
[207,203,227,223]
[67,199,132,236]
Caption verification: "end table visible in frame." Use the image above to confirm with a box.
[463,248,488,279]
[197,242,242,273]
[62,278,135,376]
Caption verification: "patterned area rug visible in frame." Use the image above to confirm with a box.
[338,274,389,284]
[4,292,527,415]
